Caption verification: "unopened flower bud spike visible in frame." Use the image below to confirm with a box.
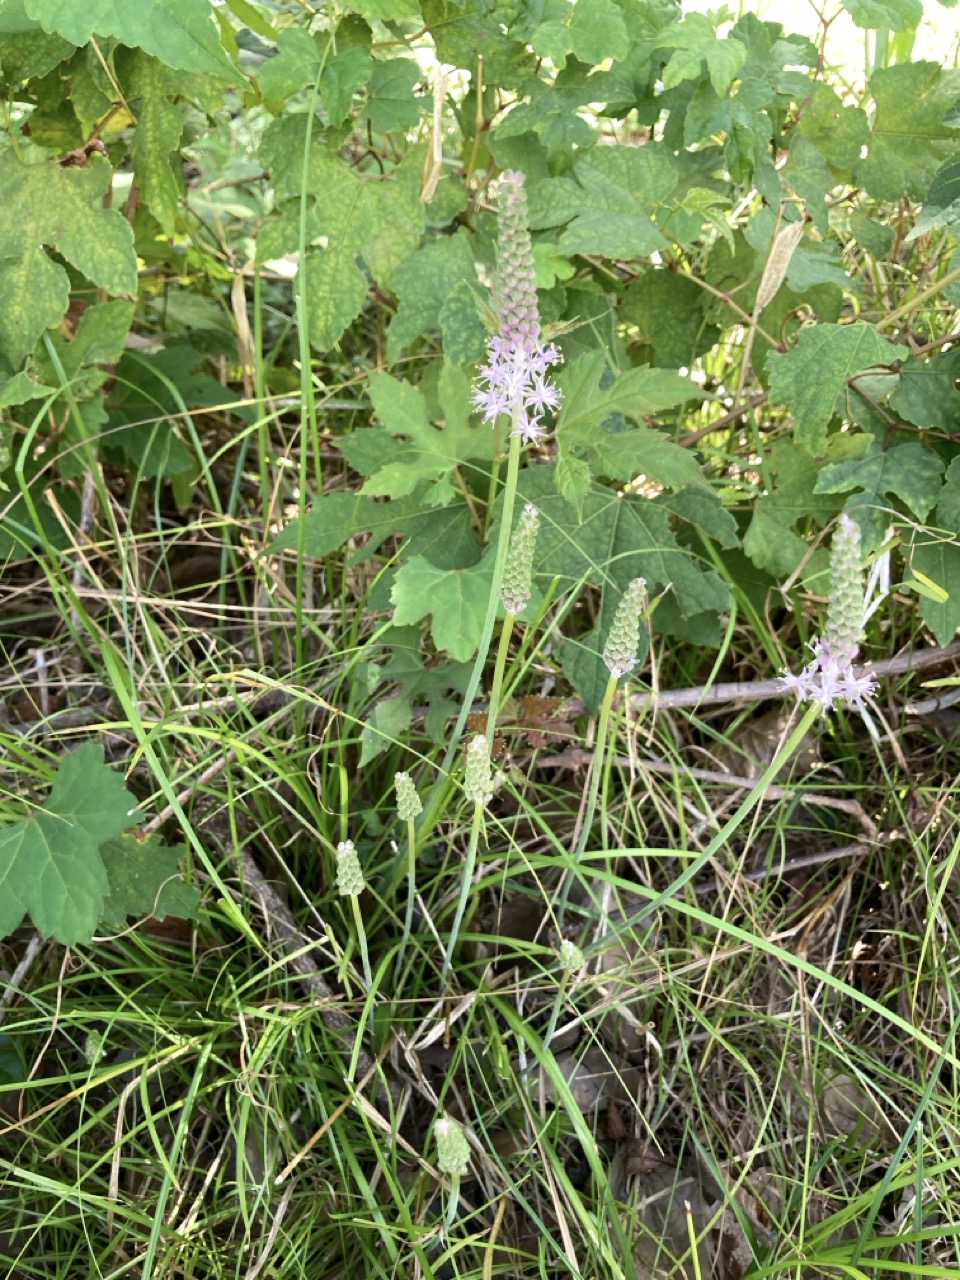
[336,840,372,991]
[486,503,540,741]
[435,1113,471,1231]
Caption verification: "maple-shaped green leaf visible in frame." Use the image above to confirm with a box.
[0,744,140,944]
[766,323,899,454]
[421,0,534,90]
[528,146,677,258]
[391,553,496,661]
[303,246,369,353]
[784,136,832,233]
[814,438,944,548]
[439,280,487,366]
[658,487,738,550]
[911,153,960,238]
[0,247,68,366]
[494,75,596,155]
[386,232,477,360]
[743,435,869,578]
[620,270,719,367]
[270,490,480,570]
[0,13,75,86]
[841,0,923,28]
[320,47,373,128]
[0,153,137,367]
[363,151,426,288]
[364,57,421,133]
[24,0,245,84]
[556,351,706,491]
[581,427,706,492]
[359,626,471,763]
[530,0,629,69]
[0,369,54,407]
[655,12,747,95]
[34,298,135,401]
[796,83,870,171]
[890,350,960,432]
[554,454,593,517]
[259,25,321,100]
[99,833,200,928]
[857,62,960,201]
[360,366,493,504]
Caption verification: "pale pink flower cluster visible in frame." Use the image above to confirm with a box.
[781,514,877,711]
[471,170,561,445]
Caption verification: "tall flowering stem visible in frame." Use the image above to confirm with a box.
[394,771,422,975]
[556,580,647,926]
[437,171,561,799]
[442,735,495,983]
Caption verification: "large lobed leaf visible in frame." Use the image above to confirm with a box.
[0,745,139,944]
[24,0,244,83]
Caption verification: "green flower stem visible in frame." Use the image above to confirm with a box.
[429,429,522,818]
[541,969,572,1055]
[349,897,373,990]
[554,670,619,926]
[442,802,484,983]
[485,610,515,741]
[443,1172,462,1231]
[397,815,418,974]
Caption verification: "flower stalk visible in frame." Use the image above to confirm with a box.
[556,580,647,925]
[438,169,560,790]
[442,735,495,982]
[394,771,422,974]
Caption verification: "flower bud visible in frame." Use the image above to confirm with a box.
[602,578,646,678]
[500,503,539,615]
[557,939,585,974]
[336,840,363,897]
[463,734,495,806]
[435,1114,470,1175]
[394,771,422,822]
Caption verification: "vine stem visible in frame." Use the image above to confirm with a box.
[876,263,960,332]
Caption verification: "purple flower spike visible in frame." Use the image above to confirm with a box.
[472,170,562,444]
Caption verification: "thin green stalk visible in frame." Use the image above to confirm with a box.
[442,802,484,982]
[440,430,523,779]
[349,897,373,991]
[397,815,417,974]
[485,610,515,741]
[554,670,619,926]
